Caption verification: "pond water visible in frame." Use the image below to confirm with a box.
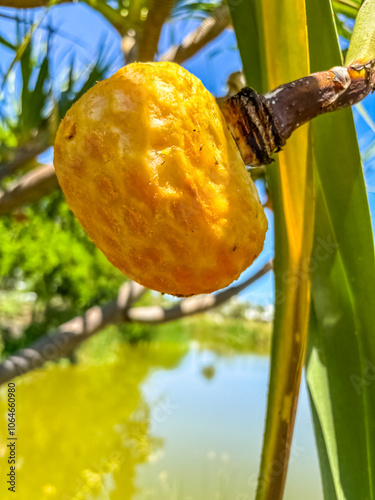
[0,339,323,499]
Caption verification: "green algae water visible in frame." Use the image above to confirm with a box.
[0,332,322,500]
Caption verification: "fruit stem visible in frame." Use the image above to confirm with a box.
[221,60,375,166]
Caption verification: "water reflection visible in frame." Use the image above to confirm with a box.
[137,347,322,500]
[0,342,187,499]
[0,338,322,500]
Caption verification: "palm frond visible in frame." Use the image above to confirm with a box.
[0,22,114,174]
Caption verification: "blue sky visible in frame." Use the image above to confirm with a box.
[0,2,374,306]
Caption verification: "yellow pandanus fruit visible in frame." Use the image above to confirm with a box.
[53,62,267,296]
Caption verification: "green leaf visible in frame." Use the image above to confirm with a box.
[32,54,50,108]
[58,56,76,119]
[24,51,50,134]
[306,0,375,498]
[228,1,264,92]
[346,0,375,64]
[61,59,110,116]
[20,42,34,131]
[1,13,46,89]
[229,2,314,499]
[0,34,15,51]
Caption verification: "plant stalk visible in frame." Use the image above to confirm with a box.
[221,61,375,166]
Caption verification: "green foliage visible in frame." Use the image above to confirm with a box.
[0,33,16,51]
[227,0,264,92]
[57,47,116,120]
[230,1,314,498]
[230,1,375,499]
[0,191,125,354]
[333,0,361,18]
[0,338,180,499]
[0,30,51,160]
[0,17,126,355]
[0,23,114,166]
[305,0,375,498]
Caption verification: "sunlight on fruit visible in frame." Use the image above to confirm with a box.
[54,62,267,296]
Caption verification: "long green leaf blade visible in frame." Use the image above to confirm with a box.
[229,2,314,499]
[305,0,375,498]
[228,1,265,92]
[256,2,314,498]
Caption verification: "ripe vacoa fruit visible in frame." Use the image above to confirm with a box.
[54,62,268,297]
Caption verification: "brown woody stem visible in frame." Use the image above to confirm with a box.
[221,60,375,166]
[0,262,272,386]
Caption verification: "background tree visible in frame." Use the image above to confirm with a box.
[0,0,271,365]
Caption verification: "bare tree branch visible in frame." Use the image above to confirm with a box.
[0,281,146,385]
[122,0,175,63]
[160,3,230,64]
[0,128,50,182]
[0,163,58,215]
[0,261,272,385]
[128,262,273,324]
[222,61,375,166]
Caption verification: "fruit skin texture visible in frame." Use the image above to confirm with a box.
[54,62,268,296]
